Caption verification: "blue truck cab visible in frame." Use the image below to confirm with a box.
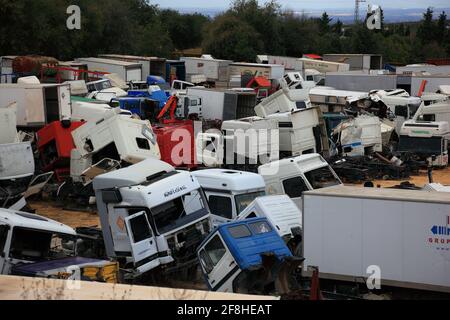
[110,96,160,121]
[127,85,169,109]
[197,217,300,294]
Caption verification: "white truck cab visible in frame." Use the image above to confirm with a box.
[0,208,76,275]
[258,154,343,208]
[86,79,127,101]
[399,120,450,167]
[265,107,323,157]
[237,195,302,255]
[192,169,266,226]
[70,100,132,123]
[370,89,422,134]
[71,108,160,165]
[93,158,211,278]
[197,116,280,168]
[415,100,450,124]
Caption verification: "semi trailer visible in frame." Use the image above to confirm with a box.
[302,186,450,296]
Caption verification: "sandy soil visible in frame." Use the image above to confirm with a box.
[29,201,100,228]
[31,167,450,228]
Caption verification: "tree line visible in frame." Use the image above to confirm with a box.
[0,0,449,65]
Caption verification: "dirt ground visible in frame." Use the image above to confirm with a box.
[31,167,450,228]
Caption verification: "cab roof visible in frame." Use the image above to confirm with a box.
[0,209,76,235]
[193,169,265,192]
[213,218,292,270]
[93,158,174,190]
[259,154,328,176]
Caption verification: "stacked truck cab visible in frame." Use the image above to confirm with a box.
[93,158,211,279]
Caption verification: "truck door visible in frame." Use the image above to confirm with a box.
[0,224,10,274]
[281,176,310,209]
[196,133,224,167]
[124,212,160,274]
[198,234,239,292]
[205,192,234,226]
[58,85,71,120]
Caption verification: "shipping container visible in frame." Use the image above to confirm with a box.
[186,87,257,121]
[165,60,186,84]
[256,55,303,71]
[303,186,450,293]
[325,72,397,92]
[397,64,450,76]
[323,54,383,71]
[0,83,71,128]
[98,54,166,79]
[229,62,285,81]
[75,57,142,82]
[410,75,450,96]
[180,57,232,82]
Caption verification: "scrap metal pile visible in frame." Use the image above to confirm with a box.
[1,53,450,300]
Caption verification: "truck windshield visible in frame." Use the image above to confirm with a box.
[398,136,443,154]
[235,191,266,214]
[304,166,341,189]
[151,189,206,233]
[408,102,421,118]
[9,228,76,262]
[97,80,112,91]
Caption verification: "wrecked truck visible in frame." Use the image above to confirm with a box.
[258,154,342,209]
[197,217,302,295]
[0,208,118,282]
[91,158,211,280]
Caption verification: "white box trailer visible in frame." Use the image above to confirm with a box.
[256,55,304,72]
[98,54,166,79]
[75,57,142,82]
[397,64,450,76]
[325,72,397,92]
[303,186,450,293]
[323,54,383,71]
[411,75,450,96]
[0,83,71,128]
[186,87,256,121]
[180,57,232,82]
[299,58,350,73]
[229,62,285,81]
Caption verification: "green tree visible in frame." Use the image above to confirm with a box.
[417,7,435,44]
[436,11,447,42]
[202,14,264,61]
[333,19,344,36]
[319,12,332,35]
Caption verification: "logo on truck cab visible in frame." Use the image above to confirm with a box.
[164,186,188,198]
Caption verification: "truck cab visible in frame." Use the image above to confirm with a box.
[265,107,324,157]
[86,79,127,101]
[0,208,76,275]
[237,195,303,256]
[398,120,450,167]
[192,169,266,226]
[370,89,422,134]
[415,100,450,124]
[258,154,342,209]
[196,116,280,169]
[0,208,118,281]
[93,158,211,278]
[197,217,300,294]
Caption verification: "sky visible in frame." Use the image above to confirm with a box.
[150,0,450,10]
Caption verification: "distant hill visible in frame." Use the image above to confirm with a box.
[176,6,450,24]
